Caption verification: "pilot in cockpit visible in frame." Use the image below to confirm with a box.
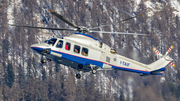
[56,41,63,48]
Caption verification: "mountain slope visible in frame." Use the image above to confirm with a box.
[0,0,180,101]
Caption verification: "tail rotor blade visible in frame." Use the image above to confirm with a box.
[165,45,174,56]
[153,46,175,67]
[152,47,163,57]
[170,62,176,67]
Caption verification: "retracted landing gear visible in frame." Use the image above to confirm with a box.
[41,55,46,64]
[76,73,81,79]
[41,59,46,63]
[74,69,81,79]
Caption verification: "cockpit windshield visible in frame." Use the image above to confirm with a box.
[44,38,57,46]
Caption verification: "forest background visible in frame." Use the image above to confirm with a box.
[1,0,180,101]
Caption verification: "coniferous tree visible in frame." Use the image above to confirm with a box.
[27,58,32,81]
[42,68,47,81]
[5,63,15,88]
[62,71,76,101]
[120,89,125,101]
[18,64,25,89]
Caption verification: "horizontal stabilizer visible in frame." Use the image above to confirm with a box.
[150,67,166,74]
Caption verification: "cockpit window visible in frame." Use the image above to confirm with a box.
[45,38,57,46]
[44,40,48,43]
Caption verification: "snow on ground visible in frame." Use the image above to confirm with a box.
[7,0,180,100]
[144,1,163,17]
[144,1,155,17]
[15,0,23,13]
[170,0,180,17]
[128,77,134,101]
[37,0,40,5]
[146,18,152,32]
[99,72,110,94]
[160,77,165,83]
[133,0,141,12]
[85,9,92,27]
[85,0,93,8]
[7,0,23,24]
[123,84,127,100]
[7,0,30,75]
[7,0,15,24]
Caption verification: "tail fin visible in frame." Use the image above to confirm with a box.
[148,56,173,72]
[148,45,174,73]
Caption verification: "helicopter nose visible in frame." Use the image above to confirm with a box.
[30,44,43,53]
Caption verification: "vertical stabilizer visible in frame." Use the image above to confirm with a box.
[149,45,175,72]
[148,56,173,72]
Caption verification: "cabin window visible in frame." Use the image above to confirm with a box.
[106,56,110,63]
[82,47,88,56]
[56,40,63,48]
[65,42,71,50]
[74,45,80,53]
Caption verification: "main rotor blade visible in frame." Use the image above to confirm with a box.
[89,14,142,30]
[8,24,76,31]
[89,24,110,30]
[120,14,142,22]
[48,10,78,28]
[90,31,146,35]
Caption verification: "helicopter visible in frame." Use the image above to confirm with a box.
[8,10,175,79]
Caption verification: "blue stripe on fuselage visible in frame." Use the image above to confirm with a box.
[31,46,163,75]
[51,50,103,67]
[113,66,151,74]
[31,46,43,54]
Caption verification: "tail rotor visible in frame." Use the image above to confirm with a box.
[152,45,175,67]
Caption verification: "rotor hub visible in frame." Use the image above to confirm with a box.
[77,26,89,33]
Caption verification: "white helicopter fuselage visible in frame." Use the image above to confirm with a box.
[9,10,174,79]
[31,33,173,76]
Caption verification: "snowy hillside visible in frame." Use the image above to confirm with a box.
[1,0,180,101]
